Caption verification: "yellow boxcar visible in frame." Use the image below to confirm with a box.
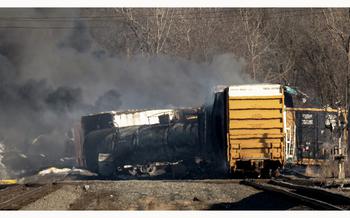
[226,84,285,175]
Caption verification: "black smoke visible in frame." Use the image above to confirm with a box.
[94,89,122,112]
[0,9,248,177]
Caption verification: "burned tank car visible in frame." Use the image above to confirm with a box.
[80,109,203,177]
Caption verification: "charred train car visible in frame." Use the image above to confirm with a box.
[74,84,287,178]
[75,109,224,177]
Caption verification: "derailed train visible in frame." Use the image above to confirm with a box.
[75,108,226,178]
[77,109,211,177]
[73,84,347,178]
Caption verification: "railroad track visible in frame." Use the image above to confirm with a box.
[2,178,348,210]
[241,179,350,210]
[57,178,263,185]
[0,183,61,210]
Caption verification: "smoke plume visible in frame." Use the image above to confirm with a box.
[0,9,250,177]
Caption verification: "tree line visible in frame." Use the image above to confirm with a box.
[83,8,350,108]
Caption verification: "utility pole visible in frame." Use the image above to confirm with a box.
[343,8,350,180]
[335,107,346,180]
[336,9,350,180]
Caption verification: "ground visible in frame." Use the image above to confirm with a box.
[21,180,308,210]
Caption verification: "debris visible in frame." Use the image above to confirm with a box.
[37,167,97,177]
[83,185,90,191]
[192,197,200,201]
[31,135,44,145]
[38,167,71,176]
[19,154,27,159]
[70,168,98,177]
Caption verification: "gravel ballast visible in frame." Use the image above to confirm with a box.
[22,180,305,210]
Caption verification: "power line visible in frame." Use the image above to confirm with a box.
[0,9,339,22]
[0,9,311,21]
[0,9,346,30]
[0,26,107,29]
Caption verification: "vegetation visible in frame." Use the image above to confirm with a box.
[83,8,350,108]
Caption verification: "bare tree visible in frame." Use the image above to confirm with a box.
[238,9,284,82]
[115,8,175,56]
[323,9,350,107]
[81,8,350,108]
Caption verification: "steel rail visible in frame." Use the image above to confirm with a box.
[269,179,350,205]
[57,179,271,185]
[0,184,56,210]
[0,185,23,196]
[241,180,343,210]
